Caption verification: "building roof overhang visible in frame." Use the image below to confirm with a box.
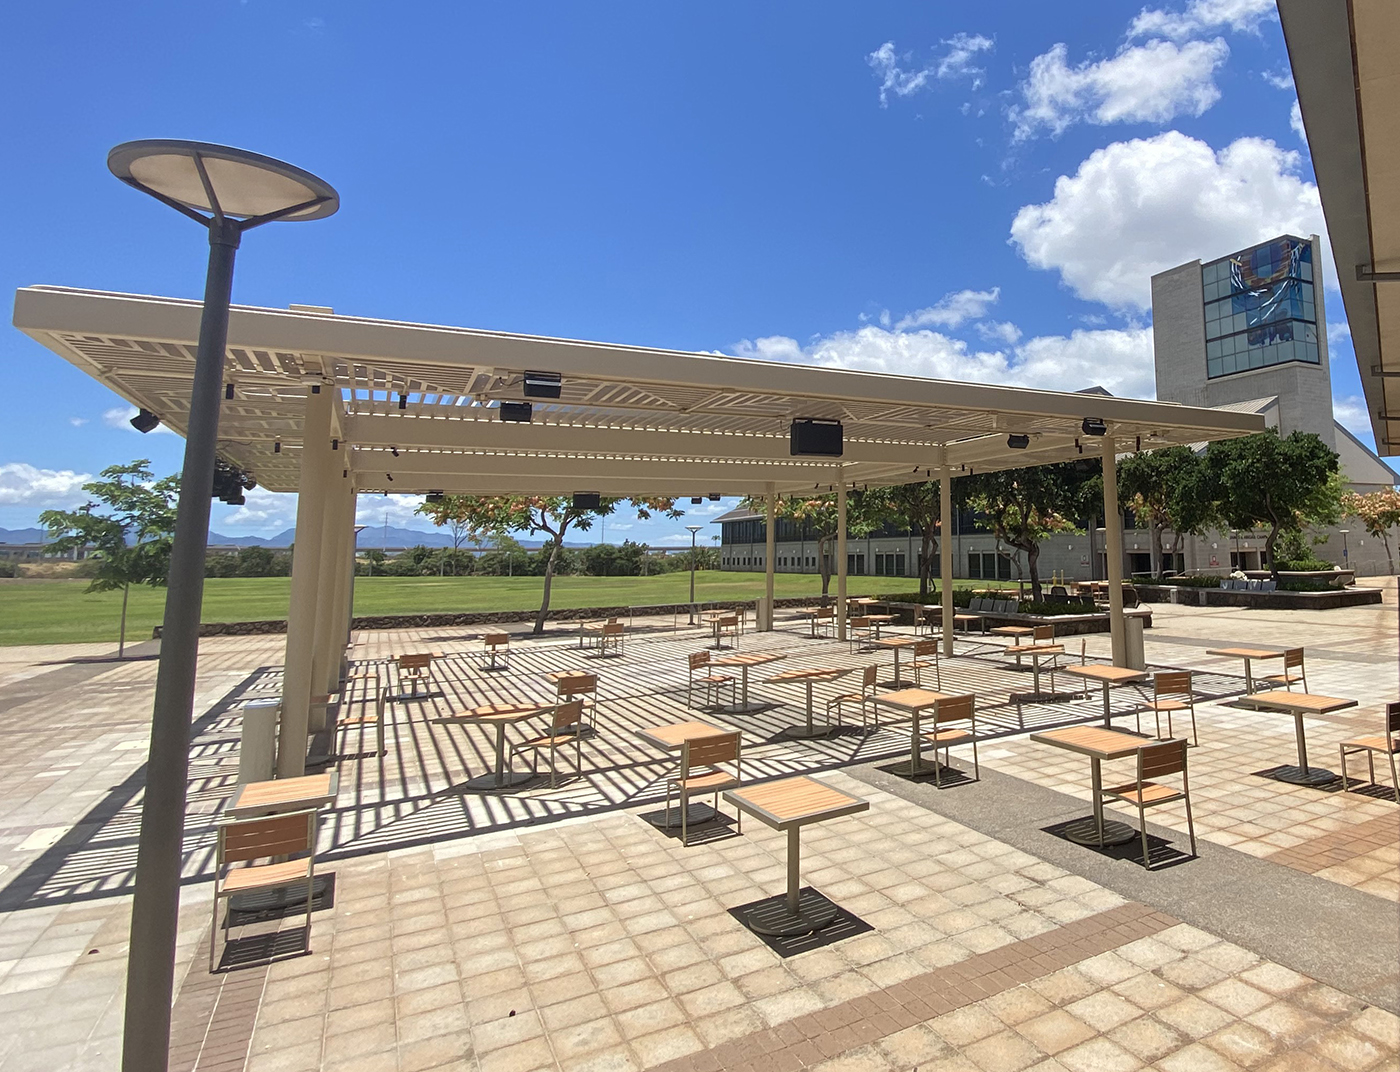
[13,285,1265,497]
[1279,0,1400,456]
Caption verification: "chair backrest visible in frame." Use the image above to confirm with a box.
[861,665,879,688]
[1139,739,1188,781]
[934,693,975,726]
[817,606,834,618]
[719,614,738,627]
[1122,586,1140,608]
[557,672,598,697]
[851,616,871,628]
[1154,670,1192,697]
[219,811,315,866]
[399,653,433,670]
[1387,701,1400,737]
[1282,647,1305,670]
[552,700,584,732]
[1033,624,1054,642]
[1262,580,1277,592]
[1050,585,1068,597]
[607,617,621,624]
[914,639,938,657]
[688,651,711,671]
[603,621,624,636]
[484,632,509,648]
[681,731,741,772]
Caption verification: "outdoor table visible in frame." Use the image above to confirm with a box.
[864,613,897,640]
[1237,690,1358,785]
[711,651,786,712]
[990,625,1036,644]
[1030,725,1148,846]
[433,702,556,790]
[872,687,951,777]
[1010,642,1065,696]
[636,720,732,828]
[227,772,339,819]
[577,620,614,649]
[723,776,869,935]
[953,612,983,635]
[1062,664,1147,726]
[704,612,741,648]
[1205,647,1286,694]
[873,636,922,686]
[766,666,855,738]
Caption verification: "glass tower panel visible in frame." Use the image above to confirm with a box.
[1201,236,1320,379]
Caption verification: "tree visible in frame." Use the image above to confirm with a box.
[743,492,886,600]
[1342,487,1400,575]
[1116,446,1213,579]
[866,482,941,599]
[1202,430,1342,581]
[415,498,478,575]
[960,462,1098,602]
[418,495,680,633]
[40,459,179,657]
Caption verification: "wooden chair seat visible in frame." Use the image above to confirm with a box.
[1101,781,1184,806]
[923,726,971,745]
[1152,699,1191,712]
[678,770,738,792]
[219,858,312,894]
[1344,734,1400,753]
[830,690,864,704]
[697,673,734,685]
[1263,672,1305,686]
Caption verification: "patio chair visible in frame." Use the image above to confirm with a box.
[1122,586,1140,609]
[1032,624,1054,642]
[1100,739,1197,869]
[1339,701,1400,803]
[481,632,510,670]
[1144,671,1198,746]
[921,693,979,788]
[812,606,836,638]
[394,653,435,698]
[210,809,319,970]
[598,620,626,657]
[714,614,741,649]
[513,700,585,787]
[1261,648,1307,692]
[687,651,736,709]
[848,616,874,652]
[337,683,387,757]
[666,732,742,846]
[555,672,599,730]
[1050,585,1068,597]
[910,639,941,691]
[828,664,880,729]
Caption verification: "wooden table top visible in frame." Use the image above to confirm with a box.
[873,687,950,713]
[433,702,556,726]
[848,597,881,605]
[1062,664,1146,684]
[1238,691,1359,715]
[990,626,1037,636]
[1013,643,1065,656]
[636,720,731,751]
[723,776,869,830]
[228,772,338,817]
[767,666,855,683]
[1205,647,1285,660]
[712,651,786,667]
[1031,725,1148,760]
[545,670,598,684]
[794,607,833,617]
[874,636,921,650]
[864,614,897,623]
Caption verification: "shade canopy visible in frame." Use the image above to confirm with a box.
[107,140,339,222]
[1279,0,1400,456]
[13,286,1265,498]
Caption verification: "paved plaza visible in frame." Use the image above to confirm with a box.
[0,590,1397,1071]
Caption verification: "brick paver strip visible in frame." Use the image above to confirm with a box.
[647,900,1178,1072]
[1266,812,1400,874]
[167,925,271,1072]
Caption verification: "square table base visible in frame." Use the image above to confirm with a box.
[744,886,841,936]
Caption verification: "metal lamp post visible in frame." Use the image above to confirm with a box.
[1339,528,1349,566]
[108,140,338,1072]
[686,524,703,623]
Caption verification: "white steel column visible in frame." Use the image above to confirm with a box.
[321,476,355,695]
[1102,437,1127,666]
[763,482,776,631]
[311,470,349,708]
[836,482,848,641]
[941,467,955,658]
[341,495,360,650]
[278,386,333,777]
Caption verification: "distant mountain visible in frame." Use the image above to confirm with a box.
[0,527,47,544]
[4,524,594,550]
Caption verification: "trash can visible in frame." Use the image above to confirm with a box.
[1124,615,1146,671]
[239,698,280,784]
[755,596,774,632]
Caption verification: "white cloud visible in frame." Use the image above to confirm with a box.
[1009,131,1328,310]
[103,406,175,435]
[867,34,993,106]
[0,463,92,508]
[1289,99,1306,142]
[976,320,1023,345]
[1010,38,1228,140]
[69,417,88,427]
[1129,0,1276,41]
[1332,395,1372,442]
[733,322,1155,400]
[1262,69,1293,91]
[895,288,1000,330]
[1328,319,1351,347]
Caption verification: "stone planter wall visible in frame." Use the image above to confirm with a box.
[1134,585,1382,610]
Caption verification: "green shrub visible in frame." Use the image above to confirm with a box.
[876,589,975,608]
[0,560,15,578]
[1163,574,1226,588]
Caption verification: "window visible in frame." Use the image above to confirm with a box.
[874,553,906,576]
[1202,237,1320,379]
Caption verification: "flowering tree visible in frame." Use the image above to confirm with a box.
[1342,488,1400,575]
[416,495,681,633]
[40,459,180,657]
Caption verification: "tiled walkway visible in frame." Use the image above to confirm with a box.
[0,590,1396,1070]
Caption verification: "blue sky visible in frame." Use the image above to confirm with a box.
[0,0,1366,547]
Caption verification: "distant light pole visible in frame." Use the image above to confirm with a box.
[108,140,337,1072]
[686,524,703,623]
[1339,529,1349,566]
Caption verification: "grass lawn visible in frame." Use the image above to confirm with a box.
[0,572,1013,646]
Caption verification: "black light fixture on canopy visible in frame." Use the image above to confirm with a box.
[523,370,562,398]
[108,139,337,1072]
[572,492,602,510]
[129,408,161,433]
[1081,417,1108,436]
[499,401,533,423]
[1006,434,1030,450]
